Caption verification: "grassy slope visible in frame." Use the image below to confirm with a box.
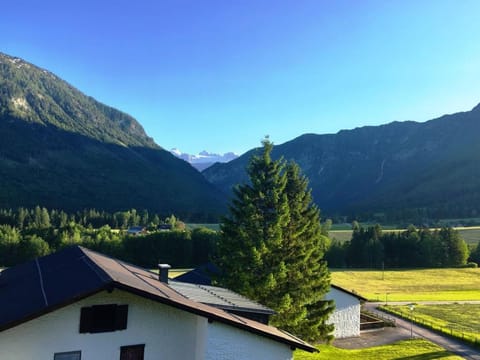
[331,268,480,301]
[294,339,462,360]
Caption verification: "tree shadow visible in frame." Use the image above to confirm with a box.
[394,351,456,360]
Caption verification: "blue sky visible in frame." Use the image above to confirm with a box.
[1,0,480,155]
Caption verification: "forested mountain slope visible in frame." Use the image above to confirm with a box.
[0,52,225,219]
[204,104,480,221]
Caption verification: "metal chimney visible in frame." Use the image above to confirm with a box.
[158,264,171,284]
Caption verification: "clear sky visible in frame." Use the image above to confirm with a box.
[1,0,480,155]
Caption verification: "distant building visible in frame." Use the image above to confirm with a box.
[157,224,173,231]
[126,226,147,235]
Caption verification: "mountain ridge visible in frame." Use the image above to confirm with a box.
[0,52,225,219]
[203,104,480,221]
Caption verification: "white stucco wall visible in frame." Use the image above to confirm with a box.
[206,321,293,360]
[325,287,361,338]
[0,290,207,360]
[0,289,297,360]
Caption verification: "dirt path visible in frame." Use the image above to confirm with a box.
[363,303,480,360]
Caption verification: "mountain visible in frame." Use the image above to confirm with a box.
[0,52,225,219]
[203,104,480,222]
[170,149,238,171]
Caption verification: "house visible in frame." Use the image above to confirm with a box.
[325,285,367,338]
[176,266,367,339]
[0,246,316,359]
[157,224,172,231]
[126,226,146,235]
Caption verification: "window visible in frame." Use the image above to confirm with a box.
[120,344,145,360]
[54,351,81,360]
[79,304,128,333]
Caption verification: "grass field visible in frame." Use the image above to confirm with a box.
[329,230,353,242]
[457,227,480,246]
[294,339,462,360]
[330,226,480,245]
[384,304,480,345]
[330,268,480,301]
[169,269,191,277]
[151,268,191,278]
[186,223,220,231]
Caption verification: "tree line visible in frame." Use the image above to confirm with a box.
[0,207,177,230]
[0,206,218,268]
[325,223,472,268]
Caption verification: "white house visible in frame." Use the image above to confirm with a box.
[325,285,367,339]
[0,246,316,360]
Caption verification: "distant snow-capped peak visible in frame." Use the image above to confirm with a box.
[170,149,239,171]
[170,148,183,156]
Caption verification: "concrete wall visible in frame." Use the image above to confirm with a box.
[326,287,361,338]
[206,321,293,360]
[0,290,207,360]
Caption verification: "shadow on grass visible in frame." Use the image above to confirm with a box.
[394,351,455,359]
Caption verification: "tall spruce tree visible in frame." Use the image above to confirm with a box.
[216,139,334,342]
[217,138,289,299]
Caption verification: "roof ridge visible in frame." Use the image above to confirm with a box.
[35,258,49,306]
[78,248,113,283]
[197,284,237,307]
[113,260,172,299]
[201,284,273,311]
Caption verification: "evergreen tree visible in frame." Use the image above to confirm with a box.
[216,139,333,342]
[16,207,27,229]
[273,162,334,340]
[469,242,480,264]
[438,227,469,266]
[217,139,289,297]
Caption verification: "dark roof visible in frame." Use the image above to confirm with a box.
[127,226,145,232]
[0,246,316,352]
[174,263,219,285]
[330,284,368,302]
[169,280,275,315]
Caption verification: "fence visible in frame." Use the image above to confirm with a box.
[379,306,480,348]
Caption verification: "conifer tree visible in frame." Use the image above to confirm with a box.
[216,139,334,342]
[217,138,289,299]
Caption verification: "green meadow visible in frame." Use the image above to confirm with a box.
[330,268,480,301]
[383,304,480,345]
[294,339,462,360]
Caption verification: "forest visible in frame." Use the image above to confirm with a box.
[0,207,218,268]
[326,222,475,268]
[0,207,477,270]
